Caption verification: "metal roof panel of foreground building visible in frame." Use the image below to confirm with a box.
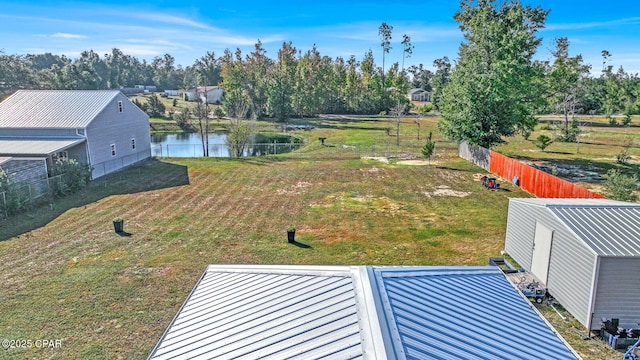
[148,265,580,360]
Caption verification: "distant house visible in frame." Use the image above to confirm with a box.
[408,88,431,102]
[183,86,224,104]
[164,90,179,96]
[135,85,157,93]
[0,90,151,179]
[505,198,640,332]
[148,265,579,359]
[120,85,158,95]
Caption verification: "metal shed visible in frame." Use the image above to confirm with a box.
[505,198,640,332]
[148,265,579,360]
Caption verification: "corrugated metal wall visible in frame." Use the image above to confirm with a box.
[505,199,598,330]
[458,141,490,170]
[594,258,640,330]
[489,151,606,199]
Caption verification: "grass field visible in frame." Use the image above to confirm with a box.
[0,115,626,359]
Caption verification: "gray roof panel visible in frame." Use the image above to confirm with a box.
[373,267,579,360]
[551,206,640,256]
[0,138,85,156]
[149,266,370,360]
[0,90,121,128]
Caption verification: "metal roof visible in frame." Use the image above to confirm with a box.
[510,198,640,257]
[0,90,121,129]
[551,206,640,256]
[510,198,631,207]
[149,265,579,360]
[148,265,380,360]
[0,138,85,156]
[371,267,579,360]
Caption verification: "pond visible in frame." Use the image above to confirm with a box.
[151,132,302,157]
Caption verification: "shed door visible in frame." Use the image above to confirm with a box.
[531,222,554,285]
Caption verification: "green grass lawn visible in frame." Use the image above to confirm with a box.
[0,116,623,359]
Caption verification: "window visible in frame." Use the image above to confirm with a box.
[118,101,123,113]
[52,151,68,163]
[131,138,136,150]
[110,144,116,157]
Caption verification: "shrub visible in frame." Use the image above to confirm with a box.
[0,168,32,216]
[421,132,436,165]
[173,108,191,130]
[622,114,632,126]
[533,134,553,151]
[416,103,433,115]
[556,118,580,143]
[604,169,638,201]
[617,149,631,165]
[213,106,225,119]
[52,159,92,196]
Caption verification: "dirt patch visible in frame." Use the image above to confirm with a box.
[310,193,405,215]
[361,156,389,163]
[524,160,605,183]
[424,185,472,198]
[360,167,386,173]
[397,159,437,166]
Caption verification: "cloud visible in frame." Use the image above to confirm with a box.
[51,32,87,39]
[545,17,640,31]
[330,22,460,43]
[130,12,214,30]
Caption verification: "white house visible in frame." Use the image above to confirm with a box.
[408,88,431,102]
[505,198,640,332]
[148,265,579,359]
[183,86,224,104]
[0,90,151,179]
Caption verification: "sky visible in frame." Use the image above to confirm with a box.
[1,0,639,75]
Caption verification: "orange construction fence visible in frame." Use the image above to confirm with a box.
[489,151,606,199]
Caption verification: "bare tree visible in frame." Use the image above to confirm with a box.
[390,102,406,146]
[193,98,210,156]
[378,22,393,89]
[226,99,252,157]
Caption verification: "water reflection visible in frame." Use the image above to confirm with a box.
[150,132,302,157]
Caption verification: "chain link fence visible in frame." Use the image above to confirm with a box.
[0,173,70,219]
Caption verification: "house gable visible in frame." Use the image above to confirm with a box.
[0,90,122,129]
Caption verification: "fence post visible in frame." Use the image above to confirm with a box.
[1,192,6,219]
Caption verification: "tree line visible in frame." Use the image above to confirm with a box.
[0,28,447,118]
[0,0,638,143]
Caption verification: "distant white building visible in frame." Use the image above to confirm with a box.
[0,90,151,179]
[164,90,179,96]
[183,86,224,104]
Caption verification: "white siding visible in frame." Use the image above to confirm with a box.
[505,199,598,329]
[594,257,640,329]
[85,93,150,178]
